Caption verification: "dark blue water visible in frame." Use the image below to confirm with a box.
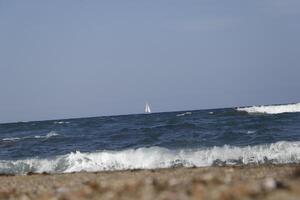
[0,105,300,174]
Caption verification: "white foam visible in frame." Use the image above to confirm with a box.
[2,131,59,142]
[1,141,300,175]
[246,130,256,134]
[237,103,300,114]
[34,131,59,139]
[176,112,192,117]
[2,137,20,141]
[54,121,70,124]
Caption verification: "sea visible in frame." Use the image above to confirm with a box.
[0,103,300,175]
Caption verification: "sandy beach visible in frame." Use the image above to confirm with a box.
[0,165,300,200]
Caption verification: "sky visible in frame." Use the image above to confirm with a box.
[0,0,300,123]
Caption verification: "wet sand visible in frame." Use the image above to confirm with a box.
[1,165,300,200]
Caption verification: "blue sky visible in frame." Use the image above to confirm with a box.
[0,0,299,122]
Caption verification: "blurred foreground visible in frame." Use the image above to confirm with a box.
[1,165,300,200]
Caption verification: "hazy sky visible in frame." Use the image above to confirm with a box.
[0,0,300,123]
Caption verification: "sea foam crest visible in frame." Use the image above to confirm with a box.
[1,131,59,142]
[54,121,70,125]
[237,103,300,114]
[176,112,192,117]
[1,141,300,175]
[34,131,59,139]
[2,137,20,142]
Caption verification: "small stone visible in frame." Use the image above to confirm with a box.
[190,184,204,200]
[158,191,178,200]
[168,178,179,187]
[202,173,214,182]
[224,174,232,184]
[201,173,222,184]
[145,177,155,185]
[56,187,69,193]
[81,185,94,195]
[19,195,30,200]
[86,181,100,191]
[124,180,139,191]
[292,168,300,178]
[262,177,276,191]
[226,168,234,173]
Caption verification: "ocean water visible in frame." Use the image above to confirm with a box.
[0,103,300,175]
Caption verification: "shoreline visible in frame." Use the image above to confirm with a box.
[0,164,300,199]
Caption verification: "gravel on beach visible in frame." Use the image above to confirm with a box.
[1,165,300,200]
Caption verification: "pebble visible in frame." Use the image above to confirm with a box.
[262,177,277,191]
[145,177,155,185]
[56,187,69,193]
[224,174,232,184]
[168,178,179,187]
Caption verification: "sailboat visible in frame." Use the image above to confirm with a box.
[145,102,151,114]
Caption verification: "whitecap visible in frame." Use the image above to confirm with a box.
[1,141,300,175]
[176,112,192,117]
[246,130,256,134]
[2,137,20,142]
[237,103,300,114]
[34,131,59,139]
[54,121,69,124]
[2,131,59,142]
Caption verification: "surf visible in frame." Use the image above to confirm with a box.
[1,141,300,175]
[237,103,300,114]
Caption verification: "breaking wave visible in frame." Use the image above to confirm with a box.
[2,137,20,142]
[176,112,192,117]
[1,131,59,142]
[54,121,70,125]
[237,103,300,114]
[1,141,300,175]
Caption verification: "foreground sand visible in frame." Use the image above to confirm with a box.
[1,165,300,200]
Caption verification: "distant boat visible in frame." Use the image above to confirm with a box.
[145,102,151,113]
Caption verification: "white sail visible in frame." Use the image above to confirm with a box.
[145,103,151,113]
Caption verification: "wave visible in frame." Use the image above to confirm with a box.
[1,141,300,175]
[246,130,256,134]
[176,112,192,117]
[237,103,300,114]
[1,131,59,142]
[34,131,59,139]
[2,137,21,142]
[54,121,70,125]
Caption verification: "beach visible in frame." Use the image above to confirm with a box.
[1,165,300,200]
[1,0,300,199]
